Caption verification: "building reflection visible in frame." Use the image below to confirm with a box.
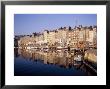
[14,48,20,57]
[15,48,96,76]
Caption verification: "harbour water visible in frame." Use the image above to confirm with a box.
[14,48,97,76]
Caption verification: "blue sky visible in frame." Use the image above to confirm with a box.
[14,14,97,35]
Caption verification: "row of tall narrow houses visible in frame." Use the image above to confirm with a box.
[16,25,97,49]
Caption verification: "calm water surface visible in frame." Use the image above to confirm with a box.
[14,48,96,76]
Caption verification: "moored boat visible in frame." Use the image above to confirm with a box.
[74,55,83,61]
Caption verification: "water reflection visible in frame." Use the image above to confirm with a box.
[14,48,96,76]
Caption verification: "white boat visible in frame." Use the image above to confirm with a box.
[43,48,49,52]
[57,46,63,49]
[27,47,31,49]
[74,55,82,61]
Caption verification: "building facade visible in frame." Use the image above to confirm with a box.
[17,25,97,49]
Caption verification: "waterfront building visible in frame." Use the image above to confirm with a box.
[57,27,68,47]
[43,30,49,43]
[17,25,97,50]
[18,36,36,49]
[67,28,79,48]
[47,31,56,46]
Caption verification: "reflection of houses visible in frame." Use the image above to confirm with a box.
[16,48,96,75]
[84,49,97,63]
[17,49,76,68]
[17,49,79,68]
